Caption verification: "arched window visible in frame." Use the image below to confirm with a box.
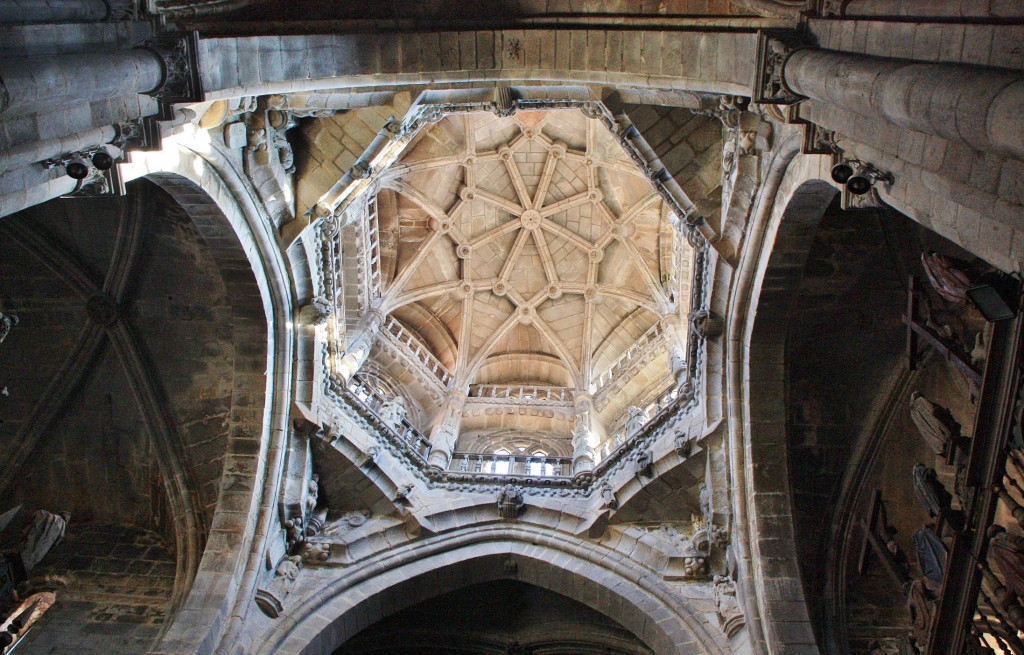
[492,449,511,474]
[529,451,548,477]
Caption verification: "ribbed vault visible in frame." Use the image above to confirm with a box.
[366,108,693,458]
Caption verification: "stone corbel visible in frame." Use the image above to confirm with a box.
[255,555,302,618]
[497,484,525,519]
[279,430,317,550]
[691,309,725,340]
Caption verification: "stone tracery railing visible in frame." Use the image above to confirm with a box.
[343,376,433,460]
[467,384,574,404]
[592,320,666,398]
[379,315,453,388]
[597,384,685,462]
[364,195,383,300]
[447,452,573,479]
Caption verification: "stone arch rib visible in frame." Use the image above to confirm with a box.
[138,164,285,655]
[736,168,839,653]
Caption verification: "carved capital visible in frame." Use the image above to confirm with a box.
[114,118,161,153]
[752,31,807,105]
[103,0,139,20]
[140,32,204,106]
[801,123,838,156]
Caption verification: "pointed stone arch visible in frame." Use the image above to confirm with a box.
[257,525,731,655]
[728,133,840,655]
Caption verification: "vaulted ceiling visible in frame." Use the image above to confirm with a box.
[365,109,693,454]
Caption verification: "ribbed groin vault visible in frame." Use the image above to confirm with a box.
[0,2,1022,655]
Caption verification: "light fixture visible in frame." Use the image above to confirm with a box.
[846,174,872,195]
[967,273,1021,322]
[65,155,89,180]
[830,162,854,184]
[91,149,114,171]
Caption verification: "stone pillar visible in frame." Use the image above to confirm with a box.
[0,50,162,117]
[426,390,467,470]
[783,48,1024,161]
[0,0,109,23]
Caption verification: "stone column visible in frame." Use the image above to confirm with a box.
[0,0,109,23]
[336,311,383,383]
[570,394,603,479]
[426,390,467,470]
[0,125,117,175]
[663,317,689,390]
[0,50,162,117]
[782,48,1024,161]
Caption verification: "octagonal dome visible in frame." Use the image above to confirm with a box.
[332,106,695,468]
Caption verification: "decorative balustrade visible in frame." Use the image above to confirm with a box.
[596,384,682,463]
[380,315,453,387]
[591,320,666,395]
[447,452,572,479]
[345,377,432,460]
[467,384,574,404]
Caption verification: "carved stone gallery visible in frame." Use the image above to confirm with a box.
[0,2,1023,655]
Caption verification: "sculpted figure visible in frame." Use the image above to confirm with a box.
[626,406,648,437]
[379,395,407,431]
[921,251,972,305]
[599,481,617,510]
[571,422,591,460]
[434,414,459,454]
[912,464,952,518]
[256,555,302,618]
[497,484,525,519]
[0,312,18,345]
[713,575,744,636]
[304,474,319,517]
[669,346,687,387]
[909,392,959,456]
[20,510,70,572]
[635,449,653,477]
[988,526,1024,597]
[906,577,936,652]
[882,527,911,584]
[911,526,947,591]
